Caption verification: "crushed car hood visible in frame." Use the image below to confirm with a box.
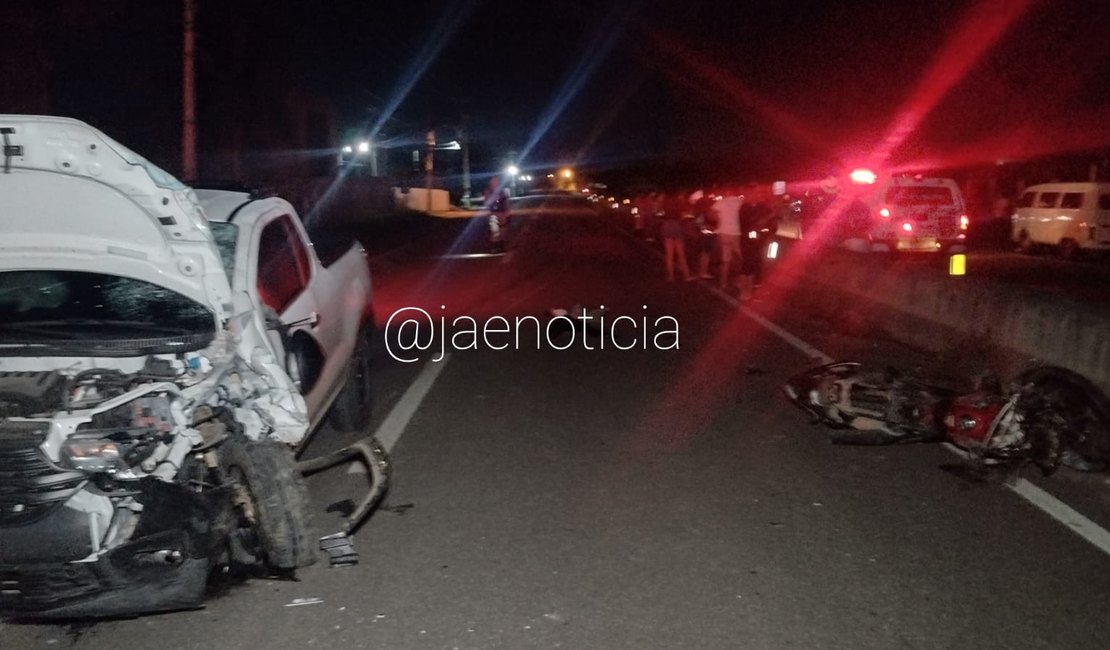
[0,115,231,321]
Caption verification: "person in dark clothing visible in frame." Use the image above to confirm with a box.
[660,192,692,281]
[737,201,760,299]
[692,191,718,279]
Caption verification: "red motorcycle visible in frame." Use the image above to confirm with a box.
[784,362,1110,474]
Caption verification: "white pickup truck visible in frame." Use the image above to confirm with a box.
[0,115,376,618]
[196,187,374,433]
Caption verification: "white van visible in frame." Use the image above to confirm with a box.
[1011,182,1110,257]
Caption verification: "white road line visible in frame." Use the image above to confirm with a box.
[348,355,450,474]
[1005,478,1110,555]
[942,443,1110,557]
[374,354,450,452]
[707,285,834,364]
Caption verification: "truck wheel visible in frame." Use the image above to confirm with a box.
[1015,230,1034,253]
[224,438,317,571]
[1058,238,1079,260]
[329,327,373,432]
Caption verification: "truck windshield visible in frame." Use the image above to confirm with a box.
[0,271,215,354]
[885,187,955,206]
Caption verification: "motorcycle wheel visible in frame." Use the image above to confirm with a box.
[1018,367,1110,473]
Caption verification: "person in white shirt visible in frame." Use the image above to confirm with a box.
[714,190,744,291]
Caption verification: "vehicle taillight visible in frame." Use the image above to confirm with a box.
[960,214,969,231]
[879,207,891,218]
[901,222,913,233]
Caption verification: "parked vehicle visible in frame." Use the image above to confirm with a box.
[1011,182,1110,258]
[783,362,1110,474]
[781,175,969,253]
[0,116,381,619]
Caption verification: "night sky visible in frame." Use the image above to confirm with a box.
[4,0,1109,187]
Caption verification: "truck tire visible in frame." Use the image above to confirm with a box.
[328,327,373,432]
[1015,230,1034,253]
[1058,238,1079,260]
[223,438,317,571]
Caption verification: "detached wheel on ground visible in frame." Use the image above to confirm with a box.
[328,326,374,432]
[223,437,317,571]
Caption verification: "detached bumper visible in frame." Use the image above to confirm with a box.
[0,479,217,619]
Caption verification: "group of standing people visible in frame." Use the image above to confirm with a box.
[633,189,783,300]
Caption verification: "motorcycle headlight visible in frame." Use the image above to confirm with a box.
[61,438,125,473]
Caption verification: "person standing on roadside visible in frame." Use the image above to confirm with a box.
[737,197,761,300]
[633,193,651,238]
[647,191,665,242]
[715,189,743,291]
[485,175,511,253]
[661,191,692,282]
[692,190,718,280]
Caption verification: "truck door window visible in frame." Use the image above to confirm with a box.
[1060,193,1084,209]
[257,216,311,312]
[1037,192,1060,208]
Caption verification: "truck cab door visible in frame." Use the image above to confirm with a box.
[255,215,326,404]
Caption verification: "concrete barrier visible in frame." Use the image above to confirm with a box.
[789,250,1110,393]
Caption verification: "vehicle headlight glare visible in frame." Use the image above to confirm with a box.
[62,439,124,473]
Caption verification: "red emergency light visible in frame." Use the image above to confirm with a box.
[849,168,877,184]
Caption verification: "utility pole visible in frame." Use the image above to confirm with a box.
[182,0,197,180]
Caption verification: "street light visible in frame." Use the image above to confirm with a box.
[339,140,378,175]
[506,164,520,177]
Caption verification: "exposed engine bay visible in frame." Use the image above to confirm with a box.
[0,333,320,618]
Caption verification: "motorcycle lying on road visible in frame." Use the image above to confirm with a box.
[783,362,1110,474]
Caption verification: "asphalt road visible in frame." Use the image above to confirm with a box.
[5,209,1110,649]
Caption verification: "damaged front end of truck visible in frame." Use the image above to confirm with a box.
[0,116,316,618]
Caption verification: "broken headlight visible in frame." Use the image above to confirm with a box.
[61,437,127,473]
